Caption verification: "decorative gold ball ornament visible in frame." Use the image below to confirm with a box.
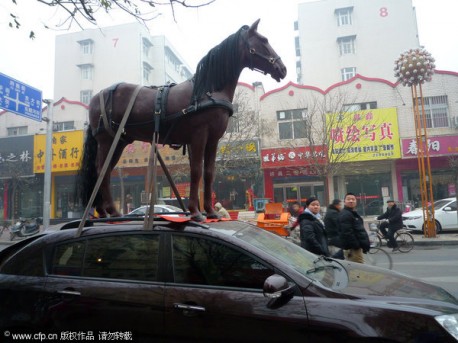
[394,48,435,86]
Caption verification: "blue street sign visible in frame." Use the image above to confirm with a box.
[0,72,42,122]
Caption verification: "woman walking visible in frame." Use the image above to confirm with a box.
[298,197,329,256]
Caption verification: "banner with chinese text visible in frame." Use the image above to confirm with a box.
[261,146,326,168]
[34,130,83,173]
[0,136,34,177]
[401,135,458,158]
[327,107,401,162]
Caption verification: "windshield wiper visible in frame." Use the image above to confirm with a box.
[306,255,342,275]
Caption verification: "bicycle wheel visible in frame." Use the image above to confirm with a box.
[366,248,393,270]
[396,232,414,253]
[369,232,382,249]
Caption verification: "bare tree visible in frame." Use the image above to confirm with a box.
[7,0,215,38]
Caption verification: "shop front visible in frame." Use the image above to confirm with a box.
[397,135,458,207]
[261,146,326,207]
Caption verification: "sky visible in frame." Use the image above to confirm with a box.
[1,0,457,101]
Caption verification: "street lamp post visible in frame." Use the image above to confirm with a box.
[394,48,436,237]
[42,99,54,229]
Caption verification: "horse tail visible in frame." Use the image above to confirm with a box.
[76,127,99,207]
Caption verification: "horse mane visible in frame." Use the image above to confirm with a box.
[191,25,248,101]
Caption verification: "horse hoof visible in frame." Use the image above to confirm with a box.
[191,213,206,222]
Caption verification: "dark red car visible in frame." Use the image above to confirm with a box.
[0,218,457,342]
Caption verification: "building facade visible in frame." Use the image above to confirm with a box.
[54,22,193,104]
[295,0,419,88]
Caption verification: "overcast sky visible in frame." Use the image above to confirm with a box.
[1,0,457,100]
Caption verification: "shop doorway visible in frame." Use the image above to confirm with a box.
[273,182,324,207]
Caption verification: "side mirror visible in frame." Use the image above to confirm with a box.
[263,274,295,309]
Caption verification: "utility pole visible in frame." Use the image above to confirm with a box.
[42,99,54,229]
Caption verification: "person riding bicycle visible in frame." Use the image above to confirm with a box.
[377,200,403,251]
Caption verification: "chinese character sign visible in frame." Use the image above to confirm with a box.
[34,130,84,172]
[327,108,401,162]
[401,135,458,158]
[0,136,34,177]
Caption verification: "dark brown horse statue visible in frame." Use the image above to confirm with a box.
[78,19,286,221]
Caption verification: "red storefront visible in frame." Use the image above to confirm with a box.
[261,146,326,205]
[396,135,458,205]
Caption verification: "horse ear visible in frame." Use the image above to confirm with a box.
[248,19,261,34]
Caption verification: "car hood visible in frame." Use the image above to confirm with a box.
[402,209,425,218]
[338,262,458,305]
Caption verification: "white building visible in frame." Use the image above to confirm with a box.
[54,22,193,104]
[295,0,419,88]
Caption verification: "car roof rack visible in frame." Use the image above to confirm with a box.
[59,215,211,231]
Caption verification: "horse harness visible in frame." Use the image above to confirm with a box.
[94,82,234,145]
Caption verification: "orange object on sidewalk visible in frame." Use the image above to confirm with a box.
[256,203,290,237]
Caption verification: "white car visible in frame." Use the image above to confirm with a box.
[126,204,185,217]
[402,198,458,233]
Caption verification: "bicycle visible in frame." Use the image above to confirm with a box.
[369,220,414,253]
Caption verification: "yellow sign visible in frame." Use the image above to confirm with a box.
[34,130,84,172]
[327,108,401,162]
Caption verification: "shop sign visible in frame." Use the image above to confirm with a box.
[266,166,319,178]
[261,146,326,168]
[118,142,188,167]
[327,107,401,162]
[0,136,34,178]
[401,135,458,158]
[217,140,258,160]
[34,130,83,172]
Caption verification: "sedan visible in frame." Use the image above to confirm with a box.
[402,197,458,233]
[1,218,458,342]
[126,204,185,217]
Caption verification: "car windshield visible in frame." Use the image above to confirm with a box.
[231,226,347,289]
[431,199,453,210]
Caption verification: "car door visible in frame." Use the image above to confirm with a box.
[440,200,457,229]
[164,233,309,341]
[43,233,165,340]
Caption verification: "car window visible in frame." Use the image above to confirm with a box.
[51,234,159,281]
[2,247,44,277]
[172,235,274,289]
[448,201,457,211]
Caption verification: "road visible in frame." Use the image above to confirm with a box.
[390,245,458,299]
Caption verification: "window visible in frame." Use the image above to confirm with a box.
[143,62,152,83]
[337,36,356,55]
[416,95,449,128]
[2,248,43,276]
[227,116,240,133]
[7,126,27,136]
[79,40,93,55]
[295,36,300,57]
[53,121,75,131]
[277,109,308,140]
[341,67,356,81]
[336,7,353,26]
[80,90,92,105]
[172,235,274,288]
[51,234,160,281]
[343,102,377,112]
[80,64,93,80]
[142,37,152,59]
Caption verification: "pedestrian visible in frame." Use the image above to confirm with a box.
[377,200,403,251]
[285,201,303,243]
[339,193,370,263]
[324,199,344,259]
[214,202,231,219]
[298,197,329,256]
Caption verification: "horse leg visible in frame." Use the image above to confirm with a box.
[203,141,220,219]
[187,142,206,222]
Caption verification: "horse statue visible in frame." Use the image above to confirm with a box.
[78,19,287,222]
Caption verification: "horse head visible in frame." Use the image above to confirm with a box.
[244,19,287,82]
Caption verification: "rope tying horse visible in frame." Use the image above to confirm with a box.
[77,19,287,222]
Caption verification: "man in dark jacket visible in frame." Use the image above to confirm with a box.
[339,193,370,263]
[324,199,343,259]
[377,200,403,251]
